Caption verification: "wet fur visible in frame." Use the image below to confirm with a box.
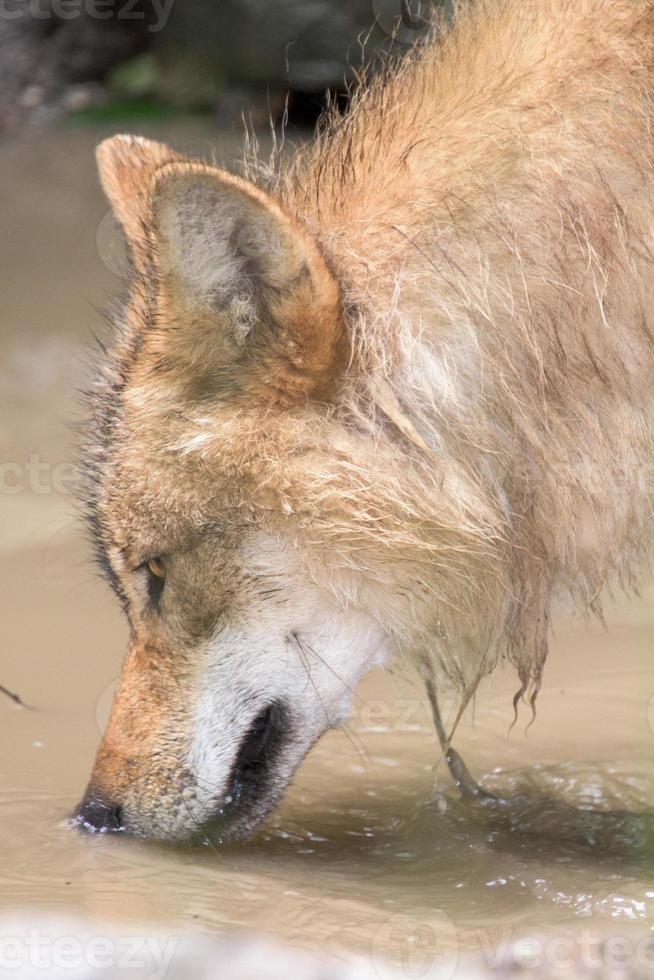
[81,0,654,836]
[278,0,654,694]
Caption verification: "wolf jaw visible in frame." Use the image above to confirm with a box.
[76,0,654,842]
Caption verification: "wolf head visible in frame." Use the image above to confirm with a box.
[73,135,396,843]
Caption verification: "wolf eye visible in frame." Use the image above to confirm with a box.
[147,557,165,579]
[143,557,166,605]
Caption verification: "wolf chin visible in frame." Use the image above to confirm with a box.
[74,0,654,842]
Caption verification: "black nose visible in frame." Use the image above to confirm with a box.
[72,796,124,834]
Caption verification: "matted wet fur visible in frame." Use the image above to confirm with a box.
[77,0,654,842]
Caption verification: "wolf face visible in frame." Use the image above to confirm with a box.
[73,135,393,842]
[78,524,389,842]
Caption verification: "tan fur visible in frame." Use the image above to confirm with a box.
[79,0,654,840]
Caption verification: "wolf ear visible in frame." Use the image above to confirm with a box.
[146,164,345,404]
[97,135,345,403]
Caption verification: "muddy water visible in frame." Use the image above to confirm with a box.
[1,123,654,972]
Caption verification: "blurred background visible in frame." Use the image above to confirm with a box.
[0,0,455,136]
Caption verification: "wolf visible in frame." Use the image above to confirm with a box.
[74,0,654,842]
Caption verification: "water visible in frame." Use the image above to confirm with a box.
[1,122,653,974]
